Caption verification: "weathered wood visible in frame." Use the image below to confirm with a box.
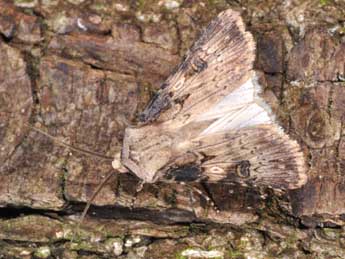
[0,0,345,258]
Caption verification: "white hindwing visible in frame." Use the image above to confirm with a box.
[197,75,277,136]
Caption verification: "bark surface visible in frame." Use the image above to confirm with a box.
[0,0,345,258]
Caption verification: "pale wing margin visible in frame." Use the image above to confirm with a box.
[140,9,255,124]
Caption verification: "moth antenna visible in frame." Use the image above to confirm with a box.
[24,123,113,161]
[24,124,126,239]
[25,124,130,220]
[76,170,116,229]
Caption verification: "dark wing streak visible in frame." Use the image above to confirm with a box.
[192,127,286,154]
[206,139,300,163]
[197,175,292,187]
[202,161,243,166]
[191,135,238,151]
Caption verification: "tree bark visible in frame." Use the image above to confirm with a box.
[0,0,345,258]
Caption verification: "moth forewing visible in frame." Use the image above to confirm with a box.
[138,9,255,124]
[193,125,307,190]
[118,9,308,190]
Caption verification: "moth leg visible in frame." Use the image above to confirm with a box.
[186,183,197,216]
[176,182,198,215]
[200,182,220,213]
[186,183,220,215]
[70,170,116,243]
[129,180,145,209]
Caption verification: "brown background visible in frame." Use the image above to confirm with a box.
[0,0,345,258]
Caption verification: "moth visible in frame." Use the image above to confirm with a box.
[28,9,307,218]
[111,9,308,191]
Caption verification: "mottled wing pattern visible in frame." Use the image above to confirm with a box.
[135,9,307,189]
[189,126,307,190]
[186,77,307,189]
[140,10,255,125]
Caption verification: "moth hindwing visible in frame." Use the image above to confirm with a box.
[114,9,307,190]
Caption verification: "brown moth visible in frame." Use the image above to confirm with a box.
[111,9,308,190]
[26,9,308,218]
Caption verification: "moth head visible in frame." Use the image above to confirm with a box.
[116,126,174,183]
[112,152,129,173]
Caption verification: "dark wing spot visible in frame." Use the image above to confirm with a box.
[182,55,208,79]
[174,93,190,106]
[160,82,169,89]
[139,92,171,123]
[165,165,202,182]
[191,56,208,73]
[236,160,251,178]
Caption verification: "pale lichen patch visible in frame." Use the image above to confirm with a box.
[181,248,224,258]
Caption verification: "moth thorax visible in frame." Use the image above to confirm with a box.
[121,126,175,183]
[174,140,190,151]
